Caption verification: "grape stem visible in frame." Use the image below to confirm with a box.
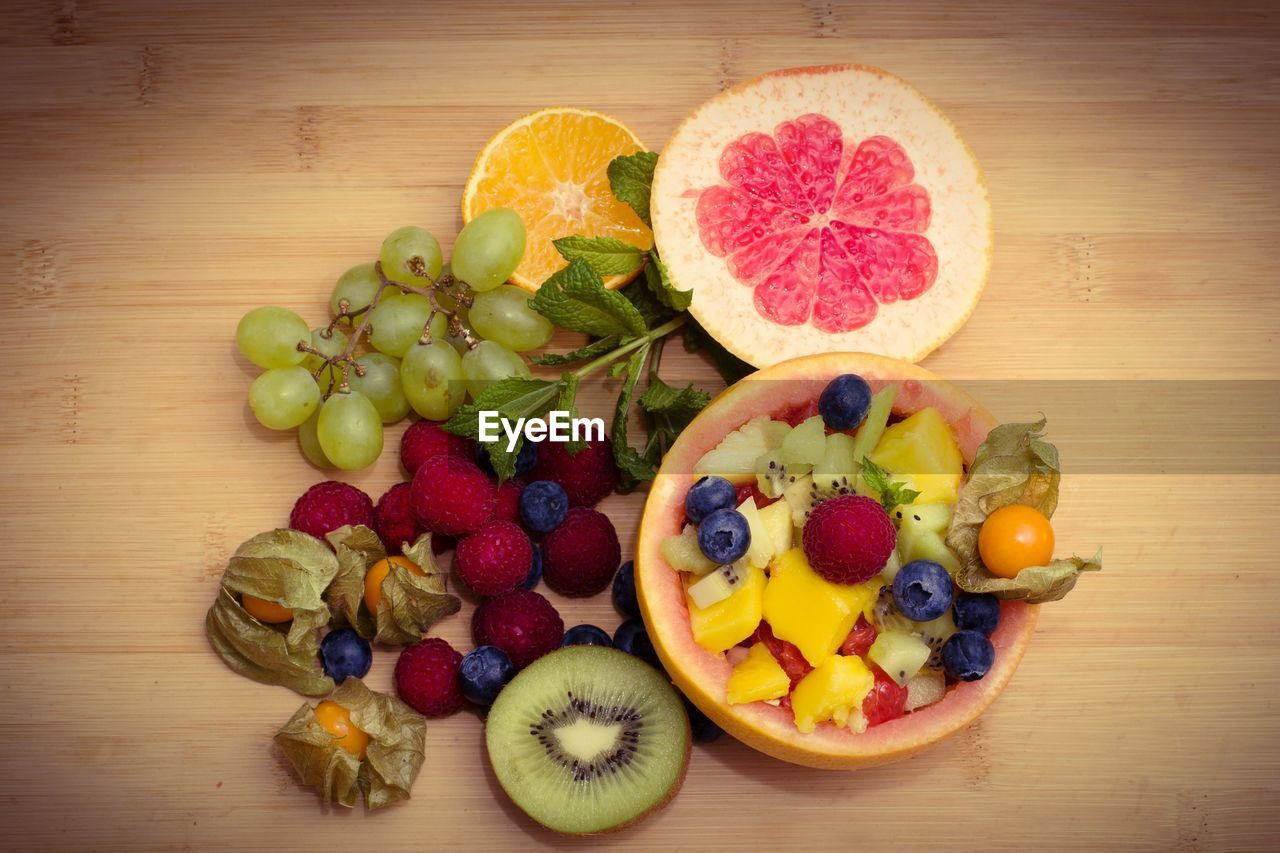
[298,258,481,397]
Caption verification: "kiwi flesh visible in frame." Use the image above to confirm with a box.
[485,645,691,835]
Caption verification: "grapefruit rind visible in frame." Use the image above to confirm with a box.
[462,107,653,292]
[636,352,1037,769]
[651,65,992,366]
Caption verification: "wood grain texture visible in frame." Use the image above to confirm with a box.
[1,1,1277,849]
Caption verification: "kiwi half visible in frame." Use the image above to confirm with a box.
[485,645,691,835]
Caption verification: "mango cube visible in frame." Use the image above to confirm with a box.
[869,406,964,505]
[688,563,765,654]
[762,549,881,666]
[790,655,875,734]
[726,643,791,705]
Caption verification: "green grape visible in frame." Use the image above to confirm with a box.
[451,208,526,292]
[380,226,443,287]
[468,285,554,351]
[368,292,447,357]
[329,262,380,321]
[461,339,530,399]
[400,341,465,421]
[236,306,309,369]
[316,391,384,470]
[349,353,410,424]
[444,303,472,354]
[248,366,321,430]
[297,410,333,468]
[301,326,347,394]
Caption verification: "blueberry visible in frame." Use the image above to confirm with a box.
[519,480,569,533]
[613,619,660,667]
[953,592,1000,636]
[612,560,639,619]
[476,440,539,477]
[520,545,543,590]
[941,630,995,681]
[697,508,751,564]
[318,628,372,683]
[818,373,873,431]
[682,695,724,744]
[458,645,516,705]
[685,476,737,524]
[561,624,613,647]
[892,559,954,622]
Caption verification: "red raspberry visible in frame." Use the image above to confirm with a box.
[289,481,374,541]
[373,482,422,554]
[471,590,563,669]
[400,420,474,476]
[394,638,465,718]
[801,495,896,585]
[840,614,878,658]
[734,481,779,509]
[540,507,621,597]
[493,478,524,524]
[455,521,533,597]
[410,455,496,536]
[754,622,812,687]
[861,665,908,727]
[527,438,618,507]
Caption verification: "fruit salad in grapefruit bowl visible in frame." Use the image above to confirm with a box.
[635,352,1084,770]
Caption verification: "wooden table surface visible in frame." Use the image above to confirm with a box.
[2,1,1277,850]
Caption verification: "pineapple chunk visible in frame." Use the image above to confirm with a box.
[726,643,790,705]
[790,654,875,734]
[688,563,766,654]
[868,630,932,686]
[905,668,946,712]
[737,497,774,569]
[694,416,790,484]
[868,407,964,504]
[762,549,881,666]
[757,499,794,559]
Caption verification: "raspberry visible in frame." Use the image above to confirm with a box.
[492,478,524,525]
[527,438,618,507]
[400,420,474,476]
[540,507,621,597]
[373,482,422,554]
[456,521,533,597]
[289,481,374,541]
[801,495,896,585]
[394,638,465,718]
[471,590,564,669]
[410,455,496,536]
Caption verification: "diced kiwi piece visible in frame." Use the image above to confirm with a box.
[916,608,958,668]
[781,416,827,467]
[897,527,962,574]
[486,646,691,835]
[694,416,790,484]
[688,563,743,609]
[813,432,860,498]
[660,524,717,576]
[782,473,819,528]
[904,668,946,712]
[755,449,810,499]
[868,630,932,687]
[892,502,952,534]
[850,385,897,467]
[879,548,904,583]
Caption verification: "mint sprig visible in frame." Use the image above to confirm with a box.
[529,259,648,338]
[607,151,658,227]
[553,236,647,277]
[861,457,922,511]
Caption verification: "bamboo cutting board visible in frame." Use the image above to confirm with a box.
[1,1,1278,850]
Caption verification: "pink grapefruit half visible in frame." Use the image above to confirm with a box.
[652,65,992,366]
[636,353,1036,769]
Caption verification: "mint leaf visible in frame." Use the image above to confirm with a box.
[683,318,754,385]
[860,457,921,511]
[640,374,709,470]
[443,378,563,480]
[608,151,658,227]
[644,253,692,312]
[611,345,656,490]
[553,236,646,277]
[530,259,647,338]
[531,336,619,366]
[555,373,587,454]
[623,278,673,327]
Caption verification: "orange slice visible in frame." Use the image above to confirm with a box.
[462,108,654,291]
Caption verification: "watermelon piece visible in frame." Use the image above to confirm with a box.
[653,66,991,366]
[635,353,1037,770]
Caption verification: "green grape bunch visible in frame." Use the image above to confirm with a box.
[233,212,533,471]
